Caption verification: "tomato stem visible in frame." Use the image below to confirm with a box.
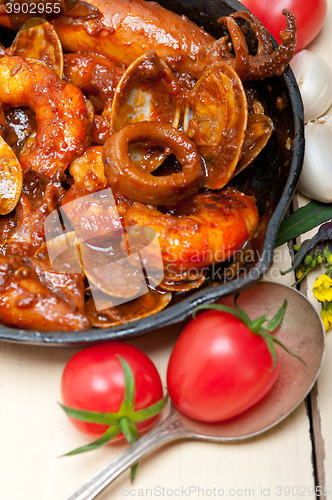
[60,356,168,467]
[193,295,306,370]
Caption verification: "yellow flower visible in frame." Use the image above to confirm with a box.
[321,307,332,331]
[313,274,332,302]
[296,268,304,279]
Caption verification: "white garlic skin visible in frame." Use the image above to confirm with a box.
[297,118,332,203]
[290,50,332,123]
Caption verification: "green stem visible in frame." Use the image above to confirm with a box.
[119,417,140,482]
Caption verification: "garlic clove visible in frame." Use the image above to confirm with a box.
[297,118,332,203]
[290,50,332,123]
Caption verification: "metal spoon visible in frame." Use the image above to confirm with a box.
[63,282,326,500]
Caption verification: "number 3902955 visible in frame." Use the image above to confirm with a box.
[5,2,62,14]
[276,485,330,496]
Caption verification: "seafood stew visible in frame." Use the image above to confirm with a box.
[0,0,304,344]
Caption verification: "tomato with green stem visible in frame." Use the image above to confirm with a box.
[60,341,167,478]
[167,298,304,423]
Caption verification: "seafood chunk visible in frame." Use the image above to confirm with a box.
[0,137,23,215]
[0,255,90,331]
[6,183,61,257]
[110,51,181,171]
[49,1,296,81]
[64,53,125,144]
[9,18,64,78]
[52,0,214,67]
[61,146,108,204]
[235,113,274,176]
[0,56,91,178]
[3,107,37,158]
[123,187,259,275]
[86,288,172,327]
[103,121,205,206]
[0,104,6,138]
[184,63,247,189]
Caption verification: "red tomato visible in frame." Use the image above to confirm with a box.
[167,310,280,422]
[240,0,327,53]
[61,341,164,440]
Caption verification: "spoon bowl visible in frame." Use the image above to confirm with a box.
[63,282,325,500]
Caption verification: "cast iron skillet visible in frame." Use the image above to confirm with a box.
[0,0,304,345]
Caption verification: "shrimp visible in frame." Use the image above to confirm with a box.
[0,56,91,179]
[123,187,259,274]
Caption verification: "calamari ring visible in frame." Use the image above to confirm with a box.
[0,56,91,178]
[103,121,205,206]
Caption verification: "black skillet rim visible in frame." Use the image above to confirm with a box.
[0,0,304,345]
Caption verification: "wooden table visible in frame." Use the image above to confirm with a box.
[1,5,332,500]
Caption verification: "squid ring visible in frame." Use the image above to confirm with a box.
[103,122,205,206]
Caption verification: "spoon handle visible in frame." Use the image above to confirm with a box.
[63,407,188,500]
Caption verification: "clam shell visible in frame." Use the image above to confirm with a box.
[10,18,64,78]
[110,51,181,172]
[184,62,248,189]
[85,288,172,327]
[234,113,273,176]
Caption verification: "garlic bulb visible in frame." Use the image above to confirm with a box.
[290,50,332,123]
[297,118,332,202]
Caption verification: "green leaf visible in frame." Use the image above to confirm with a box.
[269,335,307,369]
[59,403,119,426]
[275,201,332,247]
[265,336,278,369]
[193,303,243,322]
[264,300,288,333]
[132,395,168,423]
[234,294,252,326]
[62,425,121,456]
[131,463,139,482]
[119,417,140,444]
[119,418,140,482]
[251,315,268,330]
[193,295,305,367]
[118,356,135,415]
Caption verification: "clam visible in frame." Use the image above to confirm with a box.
[158,268,206,292]
[184,62,248,189]
[85,288,172,327]
[234,113,274,176]
[110,51,181,172]
[76,238,146,306]
[0,137,23,215]
[158,274,206,292]
[42,230,83,274]
[10,18,64,78]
